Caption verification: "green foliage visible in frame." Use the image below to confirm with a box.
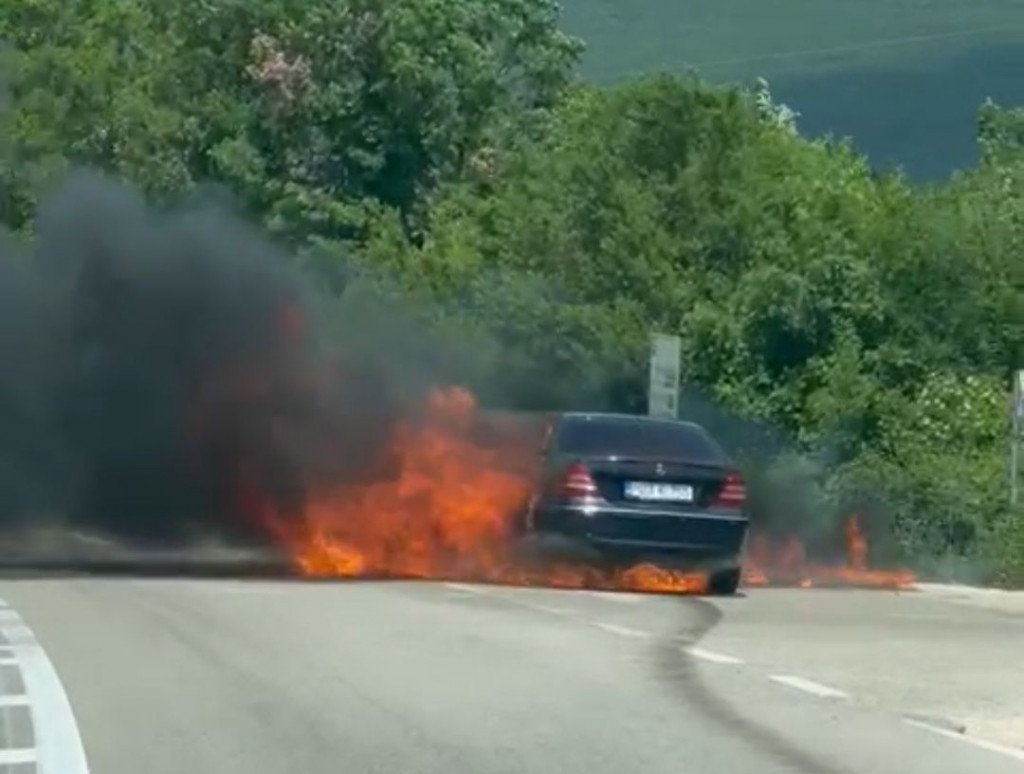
[2,1,1023,581]
[354,75,1023,579]
[0,0,190,227]
[830,374,1009,572]
[0,0,581,239]
[986,507,1024,588]
[979,99,1024,165]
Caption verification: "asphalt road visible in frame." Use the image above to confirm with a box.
[0,577,1021,773]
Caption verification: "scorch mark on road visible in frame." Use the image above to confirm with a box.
[439,577,1024,770]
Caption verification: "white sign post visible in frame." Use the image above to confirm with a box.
[648,333,681,419]
[1012,370,1024,507]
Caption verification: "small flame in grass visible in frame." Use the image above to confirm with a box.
[743,514,915,590]
[845,514,868,571]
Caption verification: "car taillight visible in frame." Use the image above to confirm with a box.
[559,462,599,500]
[712,470,746,509]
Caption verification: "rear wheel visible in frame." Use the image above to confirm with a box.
[707,567,741,596]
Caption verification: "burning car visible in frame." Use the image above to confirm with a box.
[518,412,749,595]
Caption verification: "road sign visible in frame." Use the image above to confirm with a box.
[1014,370,1024,428]
[648,333,681,419]
[1012,370,1023,507]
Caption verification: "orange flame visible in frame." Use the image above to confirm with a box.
[293,387,526,579]
[283,387,708,593]
[280,385,912,595]
[743,514,915,589]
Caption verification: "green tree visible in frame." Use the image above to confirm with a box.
[357,72,1024,577]
[207,0,580,237]
[1,0,583,242]
[386,76,895,429]
[0,0,188,229]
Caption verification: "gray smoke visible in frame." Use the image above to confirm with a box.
[0,172,418,548]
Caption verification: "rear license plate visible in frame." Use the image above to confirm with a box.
[623,481,694,502]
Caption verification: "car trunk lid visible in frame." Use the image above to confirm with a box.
[578,456,732,509]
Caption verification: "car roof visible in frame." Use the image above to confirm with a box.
[555,411,705,431]
[479,409,709,434]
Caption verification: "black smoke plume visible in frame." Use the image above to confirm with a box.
[0,172,416,551]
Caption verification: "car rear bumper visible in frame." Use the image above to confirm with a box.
[532,501,748,568]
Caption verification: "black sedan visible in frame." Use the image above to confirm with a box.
[520,412,749,594]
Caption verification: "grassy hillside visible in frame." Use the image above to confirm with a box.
[561,0,1024,178]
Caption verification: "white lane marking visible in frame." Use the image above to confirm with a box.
[0,694,30,707]
[905,719,1024,763]
[0,748,37,765]
[769,675,849,699]
[0,606,90,773]
[182,583,285,595]
[0,657,17,666]
[685,647,744,664]
[443,582,491,595]
[580,591,646,604]
[68,532,116,547]
[888,613,956,621]
[529,605,575,616]
[591,622,651,638]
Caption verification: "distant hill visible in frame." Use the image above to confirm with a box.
[560,0,1024,179]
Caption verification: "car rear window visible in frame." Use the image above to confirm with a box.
[553,416,726,464]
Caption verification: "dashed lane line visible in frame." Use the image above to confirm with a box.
[0,748,37,765]
[443,582,492,595]
[685,647,745,665]
[578,591,647,604]
[769,675,849,699]
[0,695,30,708]
[175,582,287,595]
[443,585,744,659]
[0,596,90,774]
[529,605,576,616]
[588,623,745,665]
[904,719,1024,764]
[442,579,1024,766]
[443,581,1024,765]
[591,622,652,638]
